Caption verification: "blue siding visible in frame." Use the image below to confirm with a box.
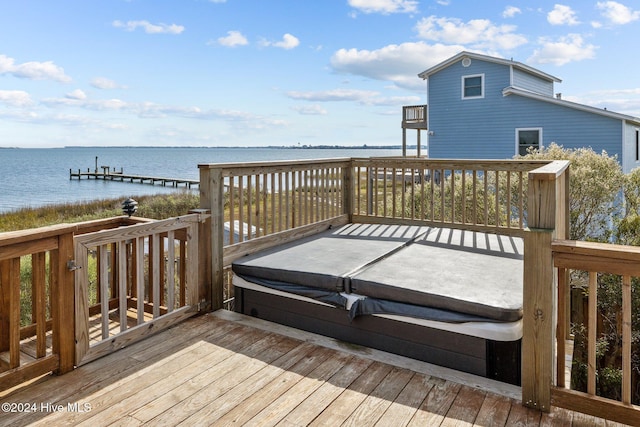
[427,58,623,160]
[512,69,554,96]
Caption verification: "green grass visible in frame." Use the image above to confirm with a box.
[0,191,200,232]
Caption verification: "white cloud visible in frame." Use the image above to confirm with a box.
[91,77,126,90]
[528,34,596,66]
[0,54,71,82]
[502,6,522,18]
[112,20,184,34]
[348,0,418,14]
[292,104,328,115]
[596,1,640,25]
[287,89,380,103]
[288,89,421,109]
[331,42,461,90]
[217,30,249,47]
[547,4,580,25]
[0,90,33,107]
[415,16,527,50]
[260,33,300,49]
[66,89,87,100]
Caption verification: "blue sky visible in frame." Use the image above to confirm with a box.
[1,0,640,148]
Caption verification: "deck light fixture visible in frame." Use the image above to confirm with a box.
[122,198,138,217]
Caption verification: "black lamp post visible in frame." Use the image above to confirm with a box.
[122,198,138,217]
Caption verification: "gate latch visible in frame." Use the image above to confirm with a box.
[67,260,82,271]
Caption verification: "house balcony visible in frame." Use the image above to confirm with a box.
[1,157,638,426]
[402,105,428,130]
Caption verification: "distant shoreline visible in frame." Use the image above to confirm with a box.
[2,145,416,150]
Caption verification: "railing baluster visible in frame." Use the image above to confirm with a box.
[136,236,145,324]
[247,176,252,240]
[262,174,268,235]
[100,244,110,339]
[8,258,20,369]
[152,233,161,319]
[272,173,277,233]
[229,177,235,245]
[588,271,598,395]
[167,231,175,313]
[118,240,127,332]
[622,274,632,404]
[239,177,245,242]
[506,172,512,228]
[32,252,47,358]
[556,267,568,388]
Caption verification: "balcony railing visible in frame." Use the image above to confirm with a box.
[402,105,428,129]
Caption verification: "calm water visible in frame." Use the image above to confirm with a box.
[0,146,402,213]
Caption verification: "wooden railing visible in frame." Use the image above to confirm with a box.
[402,105,428,129]
[351,158,557,236]
[0,217,144,392]
[73,214,203,366]
[0,214,206,393]
[199,158,353,309]
[551,240,640,425]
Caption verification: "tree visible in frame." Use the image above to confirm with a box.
[518,143,624,241]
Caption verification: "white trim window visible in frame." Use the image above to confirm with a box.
[462,74,484,99]
[516,128,542,156]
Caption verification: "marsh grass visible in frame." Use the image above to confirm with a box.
[0,191,200,232]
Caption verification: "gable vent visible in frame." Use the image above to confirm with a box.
[462,57,471,67]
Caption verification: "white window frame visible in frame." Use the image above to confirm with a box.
[461,74,484,99]
[515,127,543,156]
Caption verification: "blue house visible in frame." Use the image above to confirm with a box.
[413,51,640,173]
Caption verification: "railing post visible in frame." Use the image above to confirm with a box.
[53,231,76,374]
[343,160,354,221]
[199,165,224,311]
[522,227,554,411]
[190,208,211,311]
[522,160,569,412]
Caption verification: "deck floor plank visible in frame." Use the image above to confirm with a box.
[242,351,355,426]
[407,378,462,426]
[137,333,301,426]
[0,312,625,427]
[213,345,337,426]
[308,361,394,426]
[28,321,256,426]
[440,384,487,426]
[472,393,512,427]
[374,371,435,427]
[178,341,318,426]
[79,328,288,426]
[341,366,415,426]
[274,355,373,427]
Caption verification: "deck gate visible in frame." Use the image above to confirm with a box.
[73,215,201,366]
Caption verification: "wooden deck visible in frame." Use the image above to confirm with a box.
[1,311,624,427]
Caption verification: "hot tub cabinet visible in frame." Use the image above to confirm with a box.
[232,223,523,385]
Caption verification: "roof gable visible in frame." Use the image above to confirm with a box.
[418,51,561,83]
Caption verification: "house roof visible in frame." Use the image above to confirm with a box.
[503,86,640,126]
[417,51,562,83]
[418,51,640,126]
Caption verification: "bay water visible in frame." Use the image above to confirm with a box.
[0,146,402,213]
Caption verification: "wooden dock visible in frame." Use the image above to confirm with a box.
[69,166,199,189]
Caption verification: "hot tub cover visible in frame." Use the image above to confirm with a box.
[231,223,430,292]
[349,228,524,321]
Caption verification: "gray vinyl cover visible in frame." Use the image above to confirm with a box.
[350,228,524,321]
[231,223,430,292]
